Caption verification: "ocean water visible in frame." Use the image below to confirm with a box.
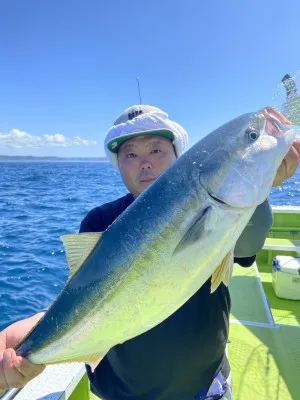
[0,161,299,331]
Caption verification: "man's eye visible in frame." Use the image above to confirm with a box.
[151,149,161,154]
[126,153,136,158]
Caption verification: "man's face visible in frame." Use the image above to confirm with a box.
[117,135,177,197]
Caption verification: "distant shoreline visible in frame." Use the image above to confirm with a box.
[0,156,108,162]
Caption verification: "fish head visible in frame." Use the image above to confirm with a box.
[198,107,296,208]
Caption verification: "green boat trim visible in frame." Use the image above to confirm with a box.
[2,205,300,400]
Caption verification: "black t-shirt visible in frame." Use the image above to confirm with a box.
[80,193,243,400]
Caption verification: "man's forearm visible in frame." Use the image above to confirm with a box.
[234,198,273,259]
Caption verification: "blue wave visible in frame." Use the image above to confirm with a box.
[0,162,299,330]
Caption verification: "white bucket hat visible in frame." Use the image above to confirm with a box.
[104,105,188,169]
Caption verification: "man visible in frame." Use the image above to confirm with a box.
[1,105,300,399]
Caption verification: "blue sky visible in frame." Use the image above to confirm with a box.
[1,0,300,157]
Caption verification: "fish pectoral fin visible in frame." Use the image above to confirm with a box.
[210,250,234,293]
[173,206,212,255]
[223,250,234,287]
[61,232,103,277]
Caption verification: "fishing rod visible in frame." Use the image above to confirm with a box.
[136,77,142,104]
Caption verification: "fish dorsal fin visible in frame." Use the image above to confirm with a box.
[173,206,212,255]
[210,250,234,293]
[61,233,102,277]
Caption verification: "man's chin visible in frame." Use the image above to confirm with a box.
[134,180,155,196]
[139,179,156,191]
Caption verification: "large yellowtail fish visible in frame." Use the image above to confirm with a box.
[16,107,296,370]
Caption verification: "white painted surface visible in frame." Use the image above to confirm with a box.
[263,242,300,256]
[253,262,276,326]
[271,206,300,214]
[11,363,86,400]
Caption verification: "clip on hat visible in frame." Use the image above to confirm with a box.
[104,105,188,169]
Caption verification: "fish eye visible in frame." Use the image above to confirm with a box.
[246,129,260,141]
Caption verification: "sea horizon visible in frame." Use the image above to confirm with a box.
[0,155,108,162]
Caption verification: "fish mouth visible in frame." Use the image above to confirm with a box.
[207,192,227,205]
[262,107,292,136]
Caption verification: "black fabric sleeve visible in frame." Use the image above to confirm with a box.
[233,255,256,267]
[233,198,273,266]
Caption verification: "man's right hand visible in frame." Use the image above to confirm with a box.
[0,312,46,394]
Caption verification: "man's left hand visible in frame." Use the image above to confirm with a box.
[273,140,300,187]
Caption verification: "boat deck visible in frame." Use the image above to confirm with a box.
[229,244,300,399]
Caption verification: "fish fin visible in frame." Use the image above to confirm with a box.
[85,352,108,372]
[210,250,234,293]
[173,206,212,255]
[223,250,234,287]
[41,352,108,373]
[61,232,102,277]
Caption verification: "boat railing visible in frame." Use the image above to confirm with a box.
[0,363,86,400]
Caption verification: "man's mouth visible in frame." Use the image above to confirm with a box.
[139,177,156,183]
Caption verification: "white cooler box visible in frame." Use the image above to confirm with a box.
[272,256,300,300]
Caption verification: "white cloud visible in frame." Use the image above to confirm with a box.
[0,129,97,149]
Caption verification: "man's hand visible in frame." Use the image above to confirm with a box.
[273,140,300,187]
[0,312,46,393]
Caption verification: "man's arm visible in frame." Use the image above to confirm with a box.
[234,139,300,267]
[272,140,300,187]
[234,199,273,266]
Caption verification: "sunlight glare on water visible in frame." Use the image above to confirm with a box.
[271,70,300,139]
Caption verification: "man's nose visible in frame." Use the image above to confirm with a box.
[140,158,153,170]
